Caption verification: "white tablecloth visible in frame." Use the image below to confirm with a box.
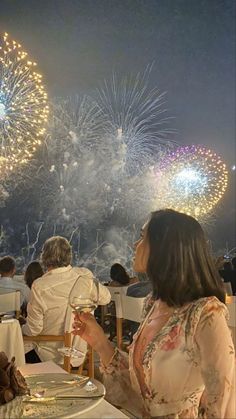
[19,361,128,418]
[0,319,25,366]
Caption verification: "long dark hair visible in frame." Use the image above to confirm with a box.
[24,261,44,289]
[110,263,130,285]
[146,209,225,306]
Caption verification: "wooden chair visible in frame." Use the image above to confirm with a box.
[0,289,21,319]
[23,332,72,372]
[121,295,145,323]
[23,333,95,378]
[107,287,145,349]
[120,295,145,349]
[107,286,127,349]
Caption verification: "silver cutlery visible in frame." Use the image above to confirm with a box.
[23,394,104,403]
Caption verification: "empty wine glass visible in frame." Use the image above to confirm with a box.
[58,275,99,359]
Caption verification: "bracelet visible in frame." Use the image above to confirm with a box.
[100,347,119,373]
[107,347,117,365]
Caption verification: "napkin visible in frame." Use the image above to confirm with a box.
[0,352,28,405]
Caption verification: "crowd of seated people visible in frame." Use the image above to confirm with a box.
[0,245,110,366]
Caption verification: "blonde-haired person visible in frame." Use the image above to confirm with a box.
[40,236,72,269]
[22,236,111,363]
[73,210,235,418]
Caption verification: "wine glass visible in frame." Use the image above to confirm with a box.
[58,276,99,359]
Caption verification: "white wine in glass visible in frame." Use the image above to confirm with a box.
[58,276,99,359]
[70,297,97,314]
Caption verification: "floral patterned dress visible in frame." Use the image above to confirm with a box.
[101,296,235,418]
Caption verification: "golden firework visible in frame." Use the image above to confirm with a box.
[0,32,49,176]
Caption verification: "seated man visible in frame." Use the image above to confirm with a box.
[0,256,30,307]
[22,236,111,363]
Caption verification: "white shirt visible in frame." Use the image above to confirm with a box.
[0,276,30,306]
[22,265,111,362]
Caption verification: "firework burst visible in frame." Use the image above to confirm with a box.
[0,32,49,177]
[97,65,175,176]
[32,74,175,229]
[2,70,175,270]
[155,145,228,218]
[30,95,111,228]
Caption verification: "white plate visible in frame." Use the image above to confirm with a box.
[24,373,89,396]
[0,373,105,419]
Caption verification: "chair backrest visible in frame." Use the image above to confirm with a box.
[107,285,129,299]
[121,295,145,323]
[0,289,21,318]
[23,332,95,378]
[107,286,129,318]
[23,332,72,372]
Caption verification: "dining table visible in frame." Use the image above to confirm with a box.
[0,318,25,366]
[19,361,129,418]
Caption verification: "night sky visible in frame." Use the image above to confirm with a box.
[0,0,235,250]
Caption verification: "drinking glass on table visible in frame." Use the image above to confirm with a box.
[58,276,99,359]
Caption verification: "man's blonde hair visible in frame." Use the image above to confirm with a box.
[41,236,72,268]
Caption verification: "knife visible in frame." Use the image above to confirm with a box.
[23,394,104,402]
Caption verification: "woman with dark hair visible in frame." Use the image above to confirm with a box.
[109,263,138,287]
[24,261,44,289]
[73,210,235,418]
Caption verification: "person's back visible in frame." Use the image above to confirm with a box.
[0,256,30,306]
[24,266,94,362]
[26,266,92,336]
[22,236,111,362]
[127,280,152,297]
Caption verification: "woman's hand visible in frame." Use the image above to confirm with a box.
[72,312,115,366]
[72,312,105,349]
